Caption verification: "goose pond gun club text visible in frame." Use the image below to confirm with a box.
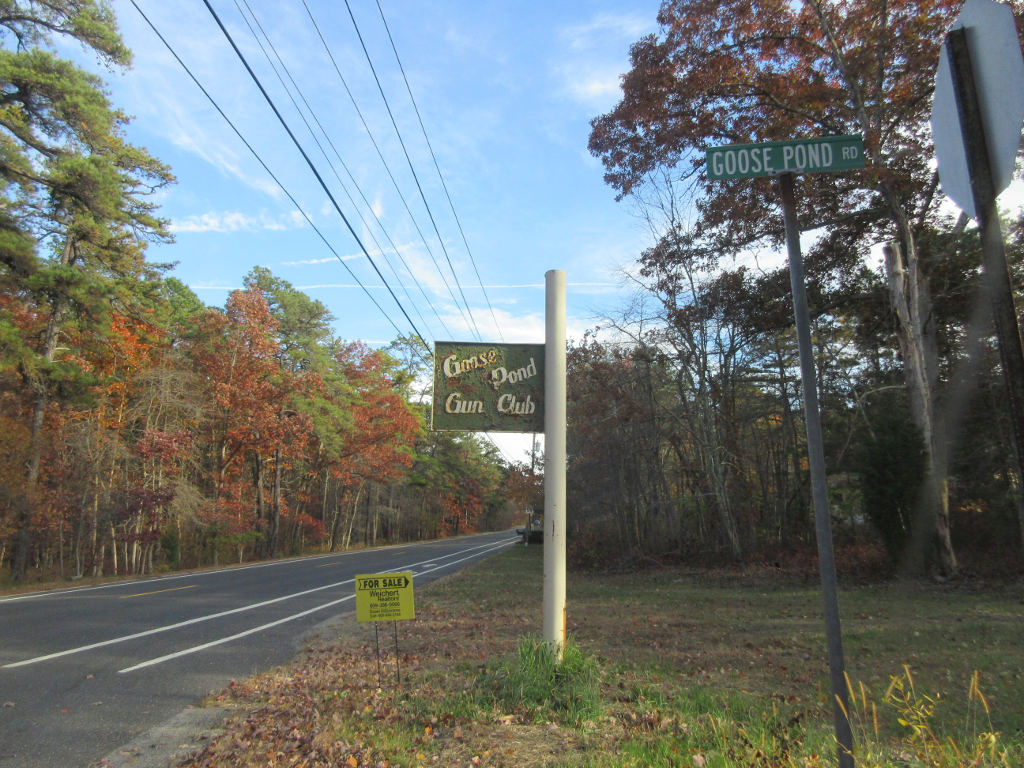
[431,342,545,433]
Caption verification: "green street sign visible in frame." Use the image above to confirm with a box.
[705,135,865,180]
[432,341,544,433]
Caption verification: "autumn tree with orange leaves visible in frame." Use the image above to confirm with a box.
[587,0,1024,576]
[1,268,513,581]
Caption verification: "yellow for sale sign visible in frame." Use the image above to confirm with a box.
[355,572,415,622]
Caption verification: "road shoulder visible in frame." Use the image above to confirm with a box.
[96,706,245,768]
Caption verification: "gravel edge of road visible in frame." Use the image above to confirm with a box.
[95,706,243,768]
[93,607,362,768]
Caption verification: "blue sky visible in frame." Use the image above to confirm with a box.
[87,0,662,352]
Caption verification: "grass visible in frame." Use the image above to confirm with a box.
[180,545,1024,767]
[493,635,602,725]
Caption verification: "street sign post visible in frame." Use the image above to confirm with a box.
[706,136,861,768]
[431,342,545,433]
[429,276,567,663]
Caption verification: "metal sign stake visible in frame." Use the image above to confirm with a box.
[374,622,382,689]
[393,620,401,685]
[779,172,853,768]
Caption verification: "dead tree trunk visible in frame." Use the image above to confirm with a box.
[884,241,956,577]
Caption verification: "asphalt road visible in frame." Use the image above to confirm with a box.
[0,530,517,768]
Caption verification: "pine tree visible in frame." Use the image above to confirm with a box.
[1,1,174,579]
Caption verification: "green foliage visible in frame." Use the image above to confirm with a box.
[386,333,432,404]
[852,392,927,563]
[244,266,336,373]
[0,0,131,68]
[159,277,206,334]
[159,526,180,570]
[495,635,602,726]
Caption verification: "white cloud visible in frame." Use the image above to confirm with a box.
[283,255,362,265]
[560,13,652,50]
[295,284,384,290]
[554,12,655,108]
[566,75,621,101]
[437,305,594,345]
[170,210,306,233]
[478,283,620,289]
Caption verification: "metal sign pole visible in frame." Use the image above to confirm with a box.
[374,622,381,689]
[393,620,401,685]
[946,28,1024,486]
[543,269,567,658]
[778,172,853,768]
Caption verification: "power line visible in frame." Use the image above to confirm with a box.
[483,433,520,467]
[342,0,483,341]
[230,0,444,341]
[127,0,406,339]
[373,0,505,343]
[299,0,476,340]
[198,0,429,348]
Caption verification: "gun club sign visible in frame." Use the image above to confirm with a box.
[431,342,545,433]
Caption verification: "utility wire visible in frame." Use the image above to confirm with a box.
[127,0,406,339]
[198,0,429,348]
[483,433,518,467]
[300,0,475,340]
[231,0,444,341]
[342,0,483,341]
[373,0,504,343]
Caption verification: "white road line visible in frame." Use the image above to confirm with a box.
[0,553,342,603]
[117,538,516,673]
[116,595,358,673]
[0,532,511,604]
[2,537,515,669]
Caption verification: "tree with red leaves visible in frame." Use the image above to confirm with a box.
[586,0,1024,575]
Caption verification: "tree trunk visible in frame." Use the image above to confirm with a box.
[270,445,282,556]
[12,238,77,580]
[254,453,267,555]
[343,487,362,551]
[883,241,956,577]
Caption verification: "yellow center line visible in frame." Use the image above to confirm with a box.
[119,585,198,599]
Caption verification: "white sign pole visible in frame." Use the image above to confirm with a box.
[543,269,567,658]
